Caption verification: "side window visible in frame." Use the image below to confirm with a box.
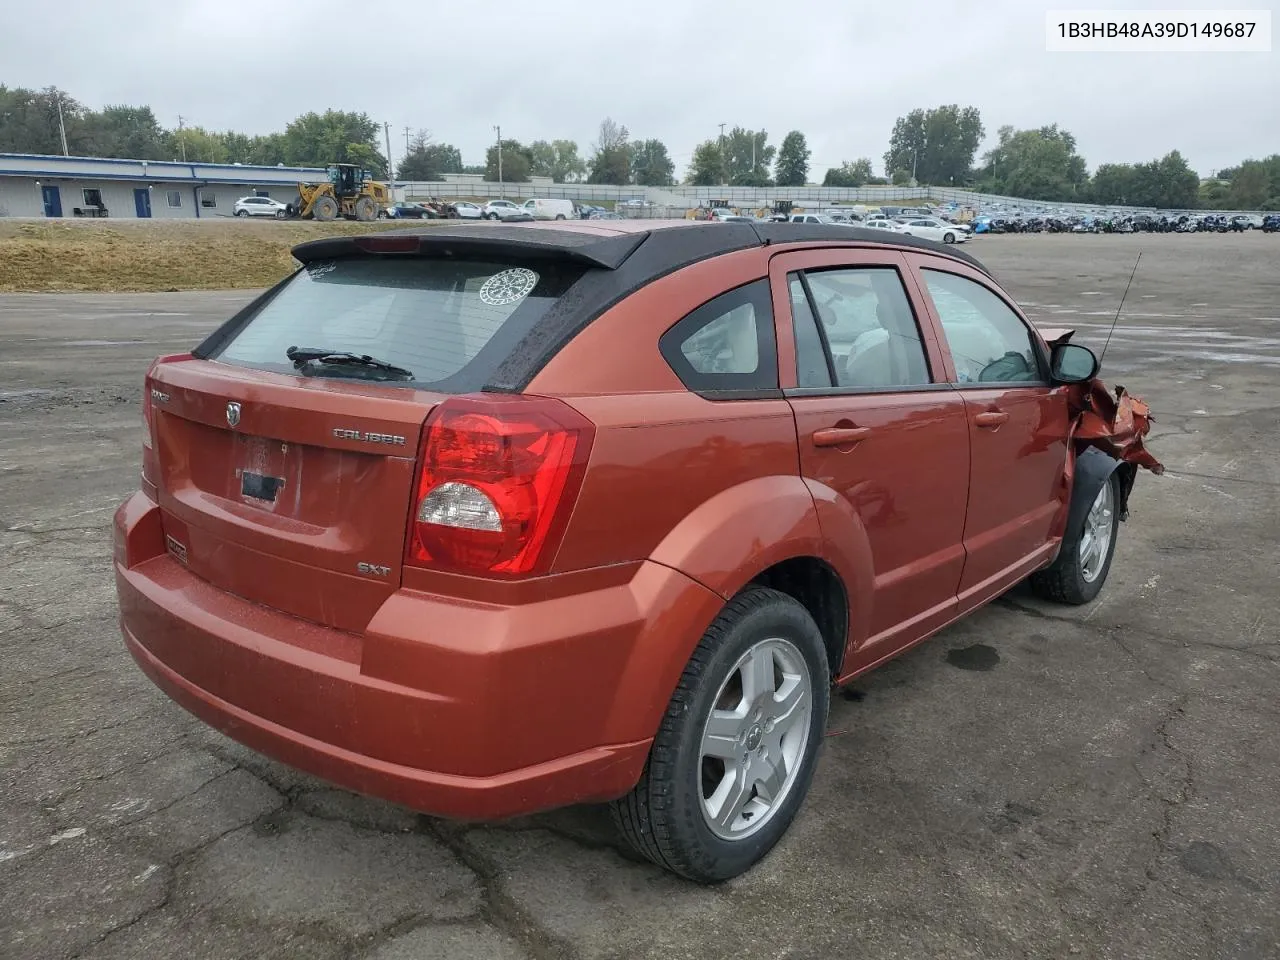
[801,268,932,389]
[921,269,1042,385]
[660,279,777,395]
[788,274,832,388]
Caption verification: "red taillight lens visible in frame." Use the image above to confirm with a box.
[406,394,595,576]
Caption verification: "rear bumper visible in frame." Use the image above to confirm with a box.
[114,492,722,820]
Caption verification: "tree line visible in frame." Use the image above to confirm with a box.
[3,86,1276,209]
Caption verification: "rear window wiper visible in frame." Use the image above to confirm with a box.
[286,345,414,380]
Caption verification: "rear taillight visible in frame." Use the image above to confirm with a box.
[405,394,594,577]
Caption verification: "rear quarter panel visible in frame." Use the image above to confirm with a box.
[530,246,814,586]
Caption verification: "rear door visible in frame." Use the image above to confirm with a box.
[771,248,970,668]
[905,254,1071,609]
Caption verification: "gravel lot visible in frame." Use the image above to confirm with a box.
[2,232,1278,960]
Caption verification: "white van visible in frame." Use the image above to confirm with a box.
[521,198,575,221]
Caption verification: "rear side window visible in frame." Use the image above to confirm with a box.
[802,268,932,389]
[789,275,831,388]
[211,257,584,390]
[659,279,777,396]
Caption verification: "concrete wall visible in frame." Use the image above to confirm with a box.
[399,179,1265,218]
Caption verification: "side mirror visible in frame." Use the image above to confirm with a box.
[1050,343,1099,383]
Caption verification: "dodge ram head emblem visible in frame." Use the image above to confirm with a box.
[226,402,241,428]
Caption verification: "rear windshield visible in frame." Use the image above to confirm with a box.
[211,256,585,390]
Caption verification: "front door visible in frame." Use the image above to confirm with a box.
[772,249,971,670]
[907,256,1071,609]
[41,185,62,217]
[134,188,152,218]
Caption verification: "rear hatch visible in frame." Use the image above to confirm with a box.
[146,249,588,631]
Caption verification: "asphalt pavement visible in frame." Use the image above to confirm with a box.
[2,233,1278,960]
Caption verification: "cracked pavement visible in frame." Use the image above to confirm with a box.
[2,233,1279,959]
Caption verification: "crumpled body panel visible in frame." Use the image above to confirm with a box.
[1072,380,1164,475]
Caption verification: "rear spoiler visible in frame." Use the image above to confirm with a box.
[291,225,650,271]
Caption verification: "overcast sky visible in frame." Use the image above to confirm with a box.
[2,0,1275,176]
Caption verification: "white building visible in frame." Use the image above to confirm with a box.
[0,153,329,219]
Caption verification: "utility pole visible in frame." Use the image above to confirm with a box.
[404,126,412,156]
[718,124,726,187]
[176,115,187,162]
[494,125,503,199]
[54,93,70,156]
[383,121,393,187]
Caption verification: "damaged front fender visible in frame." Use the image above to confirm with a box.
[1071,379,1164,476]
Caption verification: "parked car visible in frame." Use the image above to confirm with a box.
[451,201,484,220]
[862,219,906,233]
[1230,214,1264,231]
[383,202,435,220]
[483,200,525,221]
[234,196,289,219]
[588,210,623,220]
[116,221,1160,884]
[788,213,837,224]
[896,217,970,243]
[522,198,576,220]
[1262,214,1280,233]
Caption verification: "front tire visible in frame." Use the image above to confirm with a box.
[944,232,956,243]
[312,195,339,222]
[1029,472,1120,605]
[611,587,830,883]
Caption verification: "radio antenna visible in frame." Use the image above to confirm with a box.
[1098,252,1142,369]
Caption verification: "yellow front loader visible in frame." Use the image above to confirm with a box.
[291,164,390,222]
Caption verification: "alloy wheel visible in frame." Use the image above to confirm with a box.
[699,637,813,841]
[1079,481,1115,583]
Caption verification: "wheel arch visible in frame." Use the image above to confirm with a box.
[1050,446,1133,560]
[747,556,849,678]
[646,474,874,686]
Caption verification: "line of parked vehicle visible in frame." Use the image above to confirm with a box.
[701,206,975,245]
[382,197,622,222]
[971,212,1280,234]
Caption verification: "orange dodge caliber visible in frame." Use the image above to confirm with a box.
[115,221,1160,882]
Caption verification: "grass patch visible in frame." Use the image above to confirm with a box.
[0,218,443,293]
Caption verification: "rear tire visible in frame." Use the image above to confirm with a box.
[555,213,566,220]
[610,586,830,883]
[312,195,339,222]
[1029,472,1120,605]
[235,209,248,218]
[354,197,378,222]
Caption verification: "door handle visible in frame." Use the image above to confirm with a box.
[812,426,872,447]
[974,411,1010,428]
